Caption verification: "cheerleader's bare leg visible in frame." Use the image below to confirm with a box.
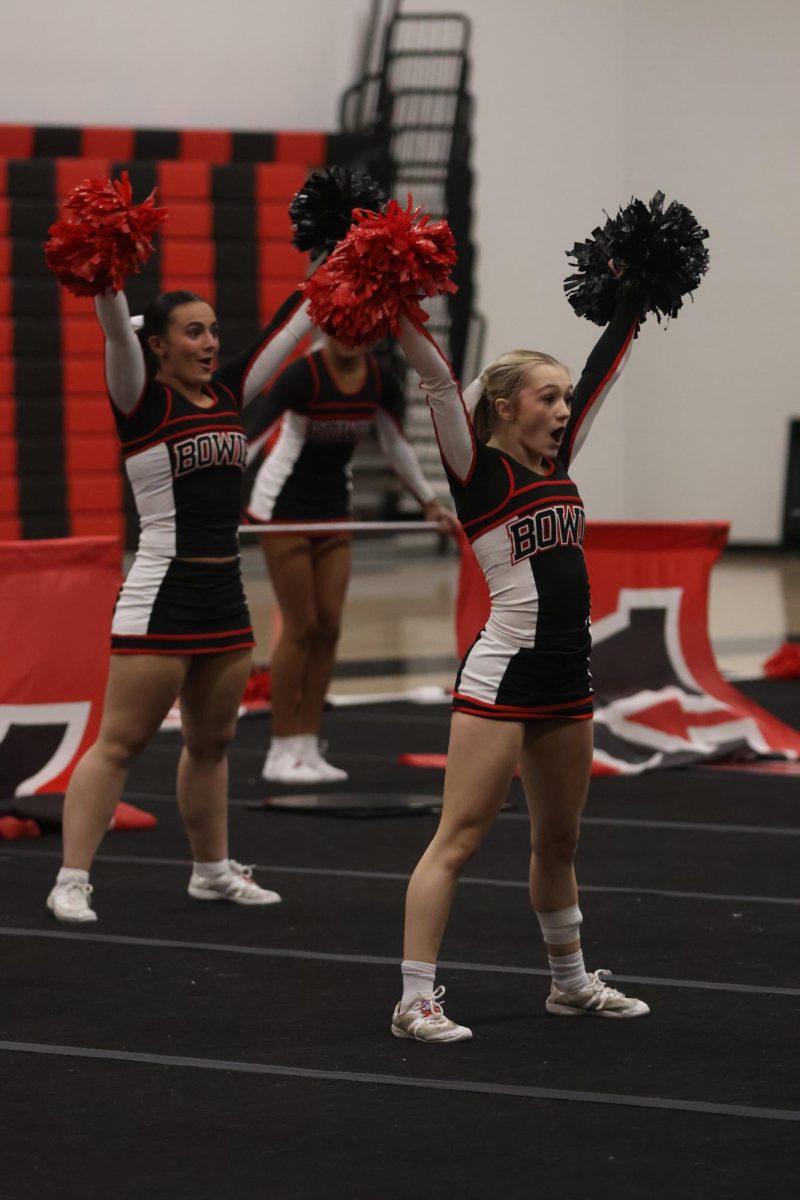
[391,712,522,1040]
[519,717,592,934]
[177,647,252,863]
[520,717,649,1017]
[47,655,187,922]
[403,712,524,961]
[61,654,189,869]
[262,534,317,737]
[298,536,351,734]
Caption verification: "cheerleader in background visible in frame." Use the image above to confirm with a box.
[246,333,457,785]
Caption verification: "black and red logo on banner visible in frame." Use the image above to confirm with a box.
[456,522,800,775]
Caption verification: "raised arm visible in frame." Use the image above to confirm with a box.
[214,290,315,408]
[561,295,641,467]
[397,316,477,486]
[95,290,147,414]
[374,408,435,507]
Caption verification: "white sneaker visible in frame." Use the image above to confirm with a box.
[546,970,650,1018]
[301,740,348,782]
[47,880,98,923]
[187,859,281,905]
[391,986,473,1042]
[261,747,323,784]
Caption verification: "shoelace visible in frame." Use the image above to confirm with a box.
[63,881,93,900]
[227,860,255,881]
[585,970,626,1009]
[415,985,449,1023]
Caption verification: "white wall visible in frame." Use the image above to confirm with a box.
[406,0,800,542]
[0,0,370,129]
[2,0,797,540]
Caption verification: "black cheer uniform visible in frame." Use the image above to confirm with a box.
[245,347,434,527]
[399,300,639,721]
[97,289,313,654]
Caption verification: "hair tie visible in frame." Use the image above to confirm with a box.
[130,314,144,331]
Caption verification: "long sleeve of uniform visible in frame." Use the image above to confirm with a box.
[397,316,477,486]
[461,376,483,415]
[373,364,435,505]
[214,291,314,409]
[560,296,640,468]
[244,357,314,521]
[95,290,147,414]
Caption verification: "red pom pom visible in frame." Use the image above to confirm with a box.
[43,172,168,297]
[302,196,457,345]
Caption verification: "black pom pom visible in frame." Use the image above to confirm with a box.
[564,192,710,325]
[289,166,386,255]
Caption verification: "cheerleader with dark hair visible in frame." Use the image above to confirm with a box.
[44,179,318,922]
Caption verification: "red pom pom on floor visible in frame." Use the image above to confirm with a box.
[302,196,457,345]
[44,171,168,297]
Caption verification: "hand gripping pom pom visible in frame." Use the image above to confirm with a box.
[564,192,709,326]
[301,196,458,346]
[289,166,387,256]
[43,172,168,297]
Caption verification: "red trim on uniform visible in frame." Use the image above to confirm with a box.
[111,640,255,657]
[566,319,637,461]
[115,626,252,640]
[507,463,561,495]
[116,382,174,443]
[306,352,321,403]
[452,702,592,722]
[214,380,239,409]
[453,691,592,713]
[121,420,246,458]
[462,466,570,530]
[464,492,583,544]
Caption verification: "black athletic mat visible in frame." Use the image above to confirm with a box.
[3,682,799,1199]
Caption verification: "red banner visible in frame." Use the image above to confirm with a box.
[0,537,121,796]
[456,523,800,774]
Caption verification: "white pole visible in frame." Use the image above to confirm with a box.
[240,521,443,535]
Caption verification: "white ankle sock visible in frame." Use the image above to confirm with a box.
[270,736,298,756]
[57,867,89,886]
[192,859,229,878]
[295,734,318,759]
[401,959,437,1008]
[548,948,592,993]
